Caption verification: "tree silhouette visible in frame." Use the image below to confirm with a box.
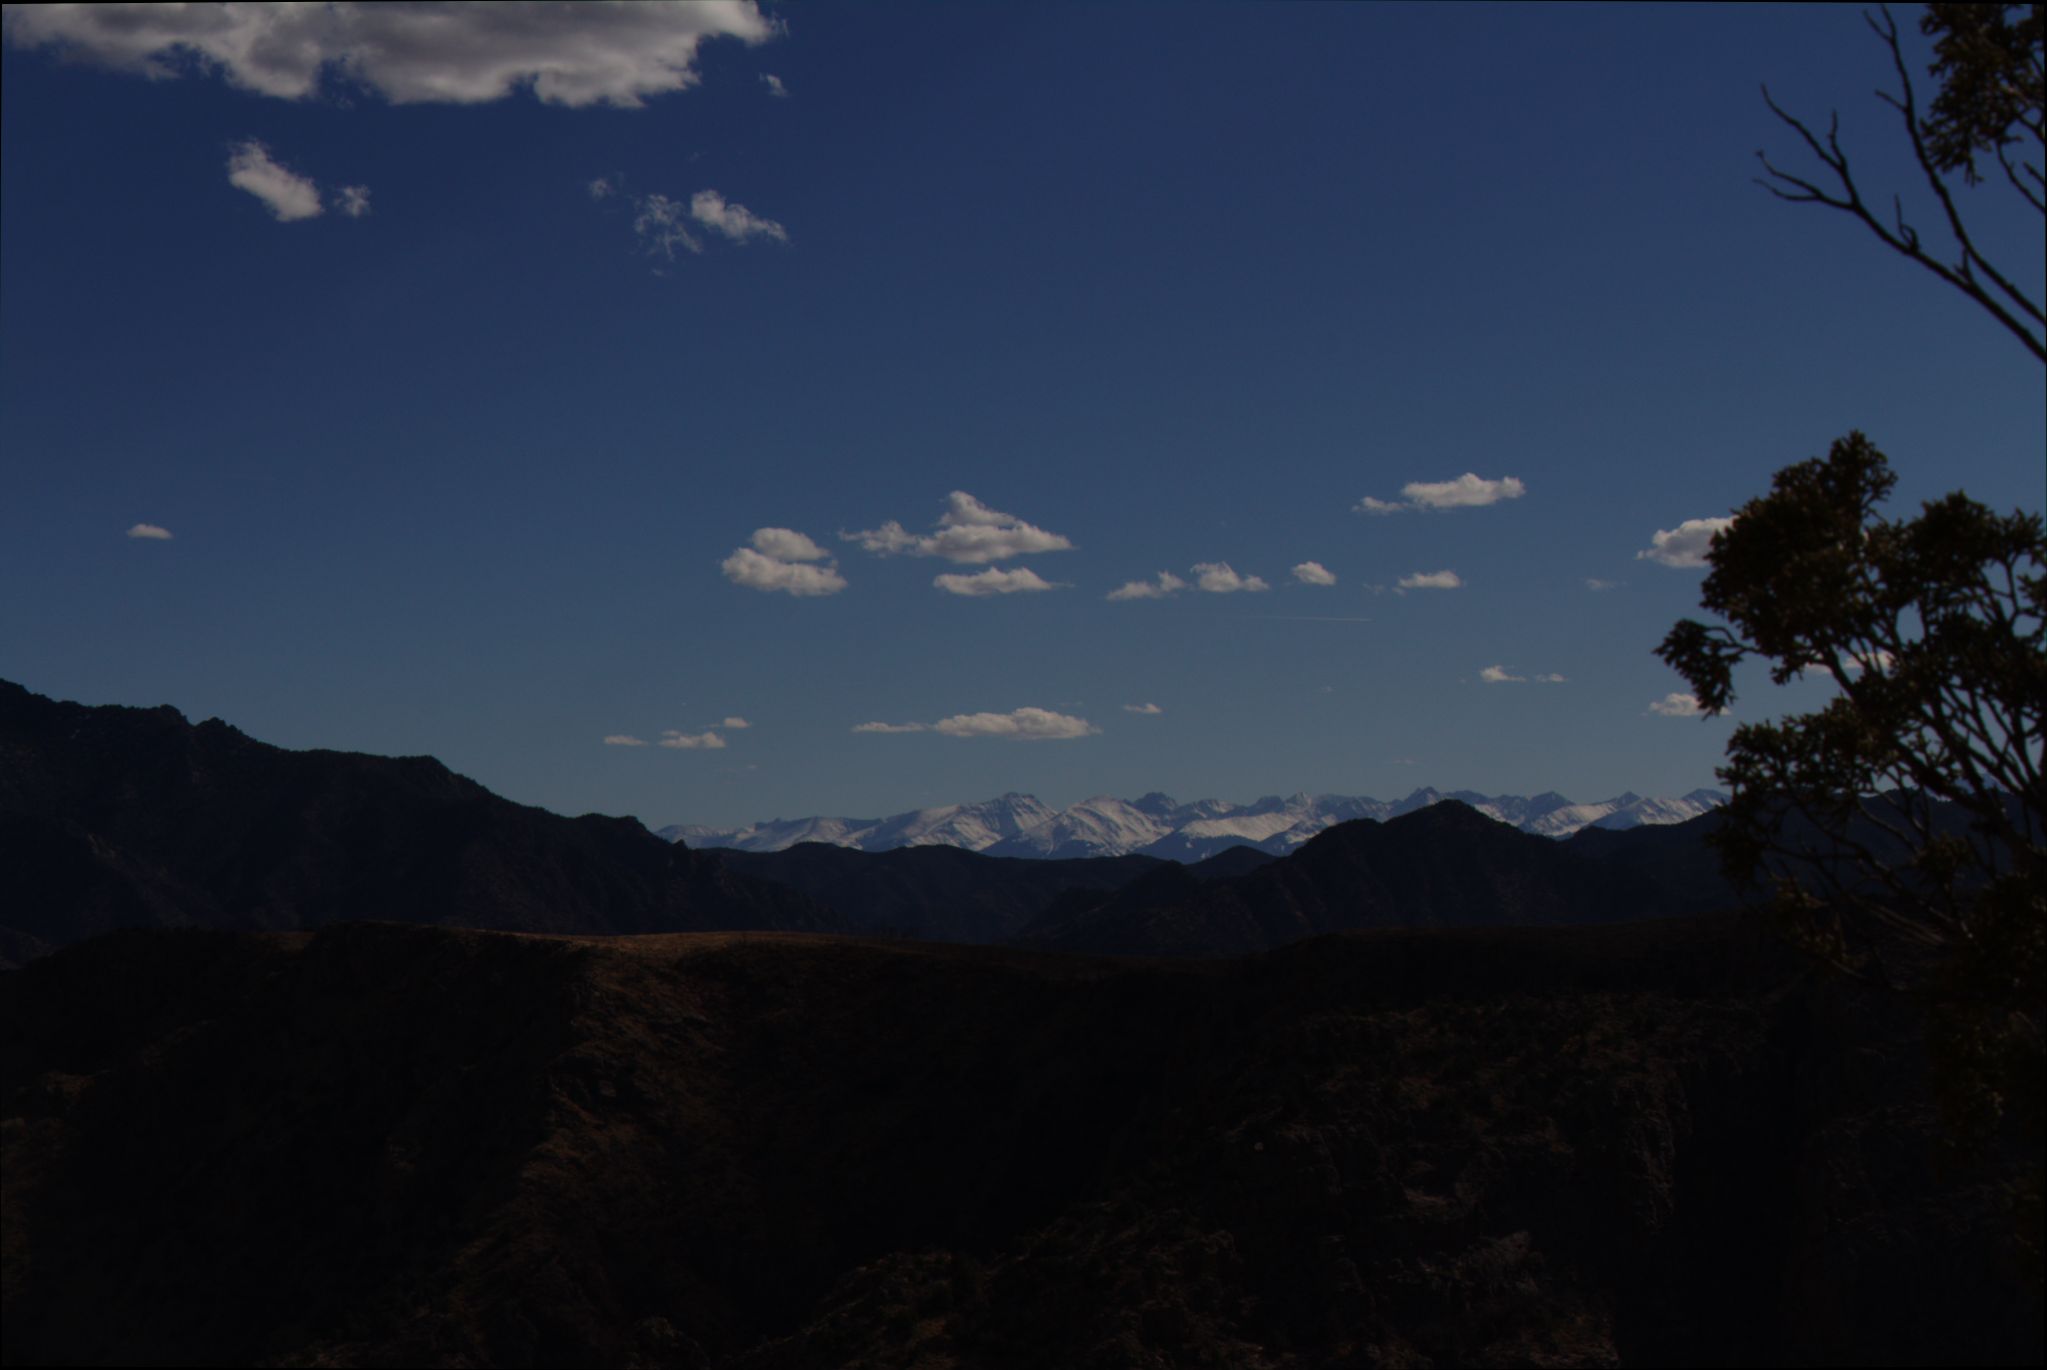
[1756,3,2043,360]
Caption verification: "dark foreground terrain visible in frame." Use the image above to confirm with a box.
[4,917,2038,1368]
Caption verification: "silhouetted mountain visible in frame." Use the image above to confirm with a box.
[711,842,1164,943]
[1023,801,1735,957]
[3,919,2035,1367]
[0,680,836,963]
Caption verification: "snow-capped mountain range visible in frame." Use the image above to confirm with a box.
[659,788,1728,862]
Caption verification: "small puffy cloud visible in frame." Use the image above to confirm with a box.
[1405,473,1525,510]
[227,140,323,221]
[1193,562,1270,594]
[847,491,1074,565]
[689,189,787,245]
[1648,692,1707,718]
[1397,569,1462,590]
[933,566,1063,597]
[1123,702,1164,715]
[1585,577,1619,591]
[856,708,1098,740]
[1481,664,1566,685]
[721,716,750,729]
[932,707,1098,740]
[747,527,829,562]
[1291,560,1337,586]
[4,2,775,107]
[761,72,788,97]
[1637,517,1734,569]
[336,184,372,218]
[1107,572,1186,601]
[721,528,847,596]
[1357,473,1525,514]
[126,523,173,540]
[603,734,649,747]
[660,729,727,749]
[589,175,617,199]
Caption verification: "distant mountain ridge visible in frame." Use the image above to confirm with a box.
[662,786,1728,860]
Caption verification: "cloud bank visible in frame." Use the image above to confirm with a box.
[4,1,774,107]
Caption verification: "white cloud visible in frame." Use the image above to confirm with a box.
[1291,560,1337,586]
[660,729,727,749]
[747,527,829,562]
[1648,692,1707,718]
[932,708,1098,740]
[125,523,173,540]
[721,716,751,729]
[1481,664,1567,684]
[227,140,322,221]
[633,192,701,259]
[1357,473,1525,515]
[1123,702,1164,715]
[846,492,1073,564]
[589,176,617,200]
[761,72,788,98]
[1192,562,1270,594]
[1106,572,1186,601]
[1404,473,1525,510]
[603,734,649,747]
[1637,517,1734,569]
[720,530,847,596]
[855,707,1099,740]
[689,189,787,245]
[1397,569,1462,590]
[4,1,774,107]
[1585,577,1619,591]
[336,184,372,218]
[933,566,1063,597]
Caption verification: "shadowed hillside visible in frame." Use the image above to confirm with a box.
[3,918,2037,1367]
[1023,802,1740,957]
[0,681,836,964]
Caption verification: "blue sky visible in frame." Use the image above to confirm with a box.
[3,2,2041,828]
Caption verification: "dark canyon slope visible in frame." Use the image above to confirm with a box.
[0,680,835,965]
[1023,802,1738,957]
[3,918,2037,1368]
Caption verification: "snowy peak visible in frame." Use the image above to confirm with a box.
[664,788,1727,858]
